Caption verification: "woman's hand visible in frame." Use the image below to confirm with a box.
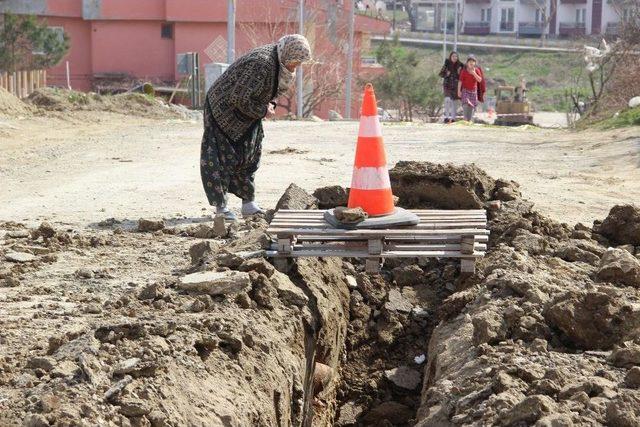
[457,90,462,99]
[266,102,276,117]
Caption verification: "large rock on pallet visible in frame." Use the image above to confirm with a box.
[275,183,318,211]
[178,271,251,296]
[596,204,640,246]
[389,161,495,209]
[597,248,640,287]
[313,186,349,209]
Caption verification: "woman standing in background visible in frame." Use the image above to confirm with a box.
[439,51,463,123]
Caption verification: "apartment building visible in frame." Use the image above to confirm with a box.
[414,0,630,38]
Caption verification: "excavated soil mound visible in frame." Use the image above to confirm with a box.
[596,204,640,246]
[389,161,521,209]
[0,88,31,117]
[26,88,195,119]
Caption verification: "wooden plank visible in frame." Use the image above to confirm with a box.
[461,236,475,255]
[278,209,486,214]
[270,228,490,237]
[274,210,486,216]
[269,221,487,230]
[267,249,485,258]
[270,218,487,224]
[291,234,490,243]
[270,243,488,252]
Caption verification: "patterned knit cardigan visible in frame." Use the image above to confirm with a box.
[205,44,280,143]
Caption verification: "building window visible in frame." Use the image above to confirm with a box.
[161,23,174,39]
[535,9,542,23]
[481,8,492,23]
[576,9,586,24]
[500,8,515,31]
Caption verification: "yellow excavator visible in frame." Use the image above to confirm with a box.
[494,77,534,126]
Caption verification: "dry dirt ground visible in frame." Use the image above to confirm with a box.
[0,112,638,227]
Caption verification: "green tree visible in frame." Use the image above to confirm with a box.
[0,13,70,72]
[373,37,442,121]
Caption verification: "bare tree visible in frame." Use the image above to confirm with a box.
[530,0,557,47]
[240,3,348,117]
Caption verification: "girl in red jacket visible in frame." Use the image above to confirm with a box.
[457,57,483,122]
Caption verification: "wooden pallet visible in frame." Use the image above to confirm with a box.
[266,209,489,274]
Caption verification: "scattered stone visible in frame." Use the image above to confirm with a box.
[27,356,56,372]
[493,179,522,202]
[137,218,164,232]
[392,264,424,286]
[189,241,213,264]
[137,282,163,301]
[629,96,640,108]
[104,375,133,401]
[336,401,364,426]
[239,258,275,278]
[625,367,640,389]
[178,271,251,296]
[384,365,422,390]
[75,268,94,279]
[275,183,318,211]
[472,311,507,345]
[501,395,557,425]
[535,414,574,427]
[608,345,640,368]
[51,360,80,379]
[597,205,640,246]
[333,206,368,224]
[555,244,600,265]
[313,185,349,209]
[345,275,358,289]
[270,272,308,307]
[83,304,102,314]
[35,222,56,239]
[22,414,50,427]
[8,230,30,238]
[113,358,141,376]
[606,390,640,426]
[118,397,151,417]
[597,248,640,287]
[384,288,413,314]
[213,214,228,237]
[313,362,334,393]
[5,251,37,263]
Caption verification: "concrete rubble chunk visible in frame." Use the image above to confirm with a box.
[384,288,413,314]
[313,185,349,209]
[178,270,251,296]
[624,367,640,389]
[104,375,133,401]
[5,251,37,263]
[137,218,164,232]
[597,248,640,288]
[334,206,368,224]
[502,395,557,425]
[270,272,308,307]
[597,204,640,246]
[384,365,422,390]
[27,356,56,372]
[275,183,318,211]
[608,344,640,368]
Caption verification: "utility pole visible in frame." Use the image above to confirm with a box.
[453,0,459,51]
[297,0,304,118]
[345,0,355,119]
[392,0,397,31]
[442,0,448,61]
[227,0,235,63]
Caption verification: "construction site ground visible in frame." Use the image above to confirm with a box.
[1,112,638,226]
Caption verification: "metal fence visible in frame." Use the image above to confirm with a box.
[0,70,47,98]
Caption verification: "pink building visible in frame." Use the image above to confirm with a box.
[0,0,390,118]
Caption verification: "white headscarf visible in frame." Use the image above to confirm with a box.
[276,34,312,96]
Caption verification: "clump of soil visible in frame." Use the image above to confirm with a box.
[0,87,32,117]
[26,88,196,120]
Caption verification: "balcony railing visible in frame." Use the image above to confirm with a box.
[559,22,586,36]
[519,22,545,36]
[605,22,619,35]
[560,0,587,3]
[464,21,491,35]
[500,21,515,32]
[465,0,491,4]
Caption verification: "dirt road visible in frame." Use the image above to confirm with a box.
[1,113,638,226]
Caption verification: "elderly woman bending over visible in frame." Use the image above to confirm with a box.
[200,34,312,220]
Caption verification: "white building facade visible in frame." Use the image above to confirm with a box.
[414,0,630,38]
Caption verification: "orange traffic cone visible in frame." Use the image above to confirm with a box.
[347,83,395,217]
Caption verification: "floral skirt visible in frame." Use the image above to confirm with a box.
[200,119,263,207]
[461,88,478,108]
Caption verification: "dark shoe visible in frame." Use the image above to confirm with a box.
[450,119,457,123]
[444,118,450,124]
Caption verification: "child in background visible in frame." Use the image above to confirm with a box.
[457,57,483,122]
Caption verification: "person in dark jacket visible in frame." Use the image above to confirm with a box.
[200,34,312,220]
[439,51,463,123]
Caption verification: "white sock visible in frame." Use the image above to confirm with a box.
[242,201,262,215]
